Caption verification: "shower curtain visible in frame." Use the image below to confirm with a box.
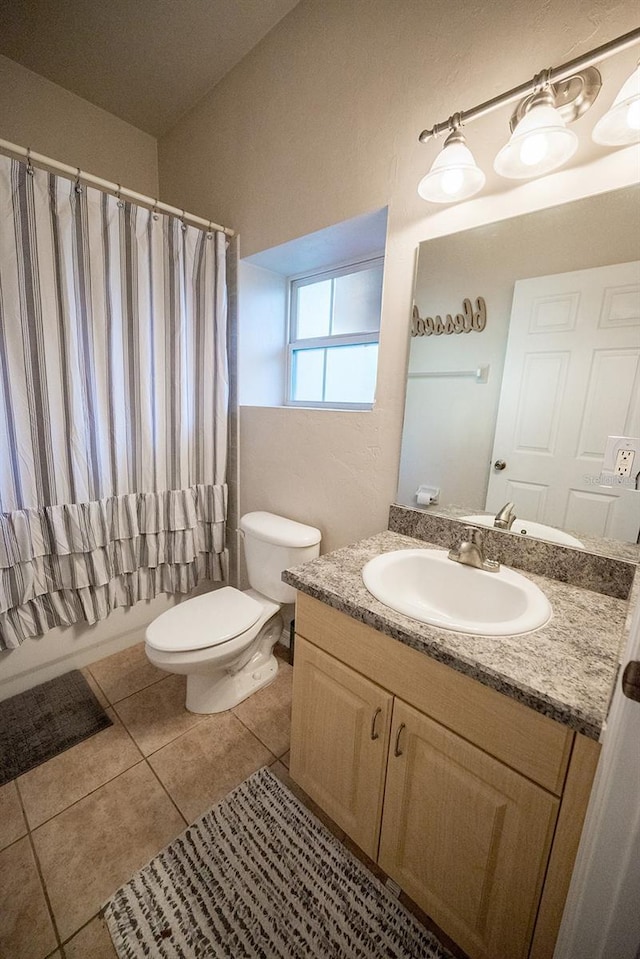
[0,156,229,649]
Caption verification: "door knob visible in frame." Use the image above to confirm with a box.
[494,459,507,471]
[622,661,640,703]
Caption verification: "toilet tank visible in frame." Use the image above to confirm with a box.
[240,511,321,603]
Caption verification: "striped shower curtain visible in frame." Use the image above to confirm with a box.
[0,156,229,649]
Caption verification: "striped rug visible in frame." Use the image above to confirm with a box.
[104,766,453,959]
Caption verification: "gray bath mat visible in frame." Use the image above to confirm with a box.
[104,766,453,959]
[0,669,112,785]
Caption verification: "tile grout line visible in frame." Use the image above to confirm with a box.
[231,710,282,764]
[231,702,292,759]
[110,672,178,707]
[84,666,112,707]
[113,710,150,763]
[143,757,190,828]
[89,665,220,768]
[0,830,29,854]
[114,673,195,826]
[113,683,210,759]
[111,701,190,826]
[15,711,147,833]
[91,670,169,709]
[58,911,105,952]
[23,757,182,951]
[22,757,149,833]
[141,706,282,828]
[13,778,65,957]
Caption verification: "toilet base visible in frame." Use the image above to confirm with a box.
[185,652,279,714]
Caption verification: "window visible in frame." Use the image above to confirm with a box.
[287,258,383,409]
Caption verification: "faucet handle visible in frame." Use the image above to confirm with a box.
[463,525,483,544]
[494,501,516,530]
[450,525,500,572]
[448,525,482,561]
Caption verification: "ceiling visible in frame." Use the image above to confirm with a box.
[0,0,301,136]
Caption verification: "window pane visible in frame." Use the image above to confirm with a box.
[291,348,325,402]
[332,265,383,335]
[324,343,378,404]
[296,279,332,339]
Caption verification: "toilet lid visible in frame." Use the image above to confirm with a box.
[145,587,264,653]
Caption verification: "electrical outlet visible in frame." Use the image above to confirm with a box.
[603,436,640,479]
[615,448,635,477]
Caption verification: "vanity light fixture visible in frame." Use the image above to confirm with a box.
[592,61,640,145]
[417,118,485,203]
[417,27,640,203]
[493,85,579,179]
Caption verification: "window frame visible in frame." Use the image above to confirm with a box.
[286,255,384,410]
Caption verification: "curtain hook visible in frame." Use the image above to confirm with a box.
[116,184,124,209]
[26,147,35,176]
[206,220,213,240]
[152,199,159,221]
[181,210,187,232]
[74,167,83,194]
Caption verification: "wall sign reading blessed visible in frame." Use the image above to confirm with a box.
[411,296,487,336]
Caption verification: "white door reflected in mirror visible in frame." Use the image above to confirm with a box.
[487,261,640,543]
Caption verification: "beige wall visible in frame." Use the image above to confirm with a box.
[0,54,158,195]
[157,0,639,553]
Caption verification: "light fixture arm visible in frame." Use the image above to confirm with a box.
[419,27,640,142]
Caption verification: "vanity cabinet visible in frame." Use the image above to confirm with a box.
[290,637,392,859]
[379,699,557,959]
[289,592,601,959]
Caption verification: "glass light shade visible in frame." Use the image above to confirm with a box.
[418,133,485,204]
[592,64,640,146]
[494,101,578,179]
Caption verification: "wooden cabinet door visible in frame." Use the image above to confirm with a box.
[379,700,559,959]
[290,636,392,860]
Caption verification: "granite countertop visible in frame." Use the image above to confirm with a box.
[283,530,629,741]
[421,503,640,566]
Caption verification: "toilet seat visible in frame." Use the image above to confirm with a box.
[145,587,264,653]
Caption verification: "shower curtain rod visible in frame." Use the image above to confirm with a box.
[0,137,235,237]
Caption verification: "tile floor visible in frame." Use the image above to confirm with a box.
[1,641,466,959]
[0,643,292,959]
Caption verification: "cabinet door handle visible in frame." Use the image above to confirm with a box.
[394,722,406,757]
[622,661,640,702]
[370,706,382,740]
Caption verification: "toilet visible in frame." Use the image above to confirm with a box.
[144,511,321,714]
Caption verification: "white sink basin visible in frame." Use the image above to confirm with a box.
[462,515,584,549]
[362,548,551,636]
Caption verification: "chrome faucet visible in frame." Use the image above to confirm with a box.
[494,501,516,530]
[448,527,500,572]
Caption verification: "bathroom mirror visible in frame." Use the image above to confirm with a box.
[397,184,640,559]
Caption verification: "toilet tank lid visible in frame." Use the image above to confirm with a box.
[240,511,321,547]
